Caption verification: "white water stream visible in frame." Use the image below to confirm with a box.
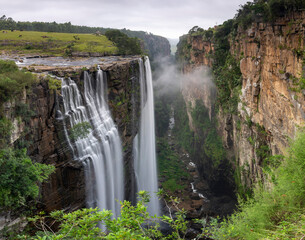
[60,57,160,218]
[60,70,123,218]
[134,57,160,216]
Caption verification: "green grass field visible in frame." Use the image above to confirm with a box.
[0,30,118,56]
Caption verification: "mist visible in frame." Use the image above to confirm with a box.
[152,56,216,99]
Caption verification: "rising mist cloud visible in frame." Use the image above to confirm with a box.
[153,56,215,99]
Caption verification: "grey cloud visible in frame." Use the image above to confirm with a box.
[2,0,249,38]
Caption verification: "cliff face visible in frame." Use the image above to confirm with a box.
[235,11,305,152]
[122,30,171,59]
[177,11,305,189]
[177,34,213,73]
[2,57,142,213]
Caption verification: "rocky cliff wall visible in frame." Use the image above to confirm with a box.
[177,11,305,190]
[2,56,142,214]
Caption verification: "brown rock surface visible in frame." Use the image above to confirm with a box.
[1,56,142,214]
[178,11,305,188]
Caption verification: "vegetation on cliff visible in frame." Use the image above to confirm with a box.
[105,30,142,55]
[235,0,305,29]
[0,60,54,211]
[157,138,190,193]
[0,148,54,209]
[210,129,305,239]
[0,59,36,103]
[191,100,225,167]
[171,92,234,197]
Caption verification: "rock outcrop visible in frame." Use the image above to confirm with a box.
[177,11,305,190]
[1,56,143,214]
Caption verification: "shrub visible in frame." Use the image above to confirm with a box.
[47,76,61,93]
[0,59,18,73]
[0,60,36,103]
[210,129,305,239]
[0,148,55,209]
[69,121,92,141]
[21,191,189,239]
[105,29,142,55]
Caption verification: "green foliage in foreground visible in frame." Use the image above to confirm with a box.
[210,129,305,239]
[20,191,188,240]
[0,148,55,209]
[0,60,36,103]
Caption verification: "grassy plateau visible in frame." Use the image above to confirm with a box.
[0,30,118,56]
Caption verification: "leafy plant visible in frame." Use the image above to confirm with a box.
[20,191,190,239]
[47,76,62,93]
[210,129,305,239]
[105,30,142,55]
[69,122,92,141]
[0,60,36,103]
[0,148,55,209]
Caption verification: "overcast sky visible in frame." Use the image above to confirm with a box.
[2,0,249,39]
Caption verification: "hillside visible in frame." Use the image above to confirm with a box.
[0,30,117,56]
[0,16,171,59]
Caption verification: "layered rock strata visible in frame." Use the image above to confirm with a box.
[178,11,305,189]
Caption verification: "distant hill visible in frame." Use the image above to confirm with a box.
[121,29,171,59]
[0,16,170,59]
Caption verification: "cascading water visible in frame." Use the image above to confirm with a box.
[60,69,123,218]
[134,57,160,216]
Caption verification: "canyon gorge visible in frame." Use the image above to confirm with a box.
[0,2,305,239]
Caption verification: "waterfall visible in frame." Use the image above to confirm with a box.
[134,57,160,216]
[60,70,123,218]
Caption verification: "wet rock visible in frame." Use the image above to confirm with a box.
[186,209,201,219]
[191,199,204,210]
[190,193,201,200]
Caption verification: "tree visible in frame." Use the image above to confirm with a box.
[105,30,142,55]
[0,148,55,209]
[21,191,190,239]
